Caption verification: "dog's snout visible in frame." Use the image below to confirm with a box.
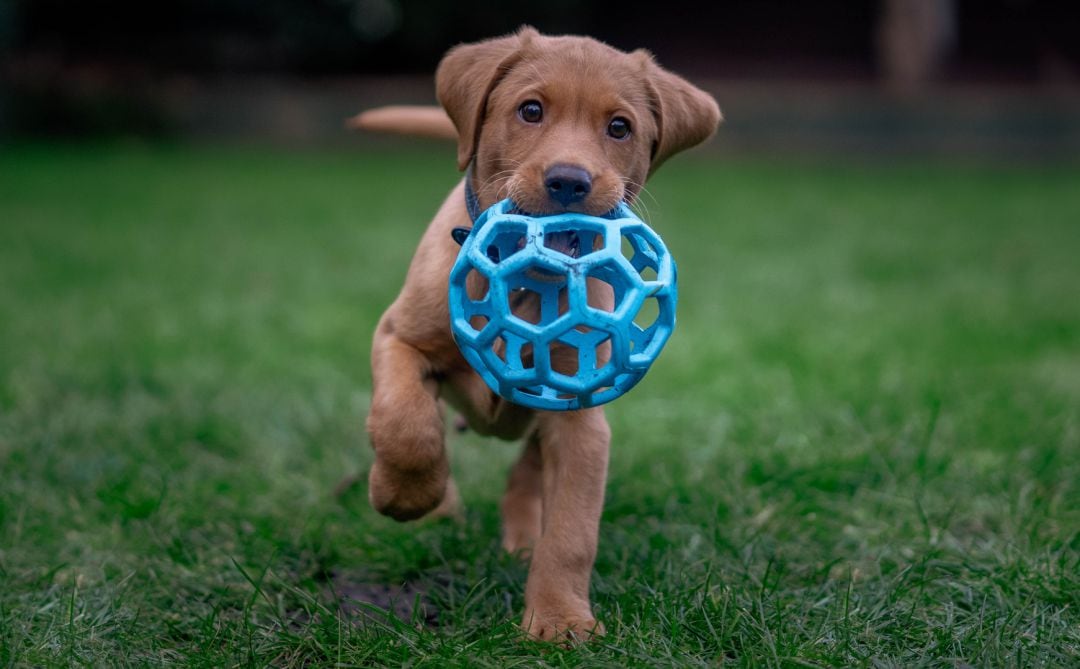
[544,164,592,207]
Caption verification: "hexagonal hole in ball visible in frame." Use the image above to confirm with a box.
[468,314,490,334]
[505,270,567,327]
[592,333,612,370]
[584,263,623,314]
[486,229,527,264]
[464,267,490,303]
[491,333,536,372]
[621,231,660,279]
[507,286,543,325]
[543,220,605,259]
[492,334,508,363]
[548,339,580,377]
[633,295,660,332]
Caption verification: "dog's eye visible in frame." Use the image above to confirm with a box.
[607,117,631,140]
[518,101,543,124]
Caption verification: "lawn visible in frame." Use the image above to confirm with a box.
[0,144,1077,667]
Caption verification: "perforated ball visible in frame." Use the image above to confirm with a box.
[448,199,677,411]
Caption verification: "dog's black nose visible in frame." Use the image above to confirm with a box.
[544,164,592,207]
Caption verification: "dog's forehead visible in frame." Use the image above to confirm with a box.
[505,36,648,103]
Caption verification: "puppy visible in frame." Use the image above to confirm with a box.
[355,27,720,641]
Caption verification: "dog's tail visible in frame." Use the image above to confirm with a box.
[346,105,458,140]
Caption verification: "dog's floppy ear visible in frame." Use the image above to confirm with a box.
[637,50,722,173]
[437,26,538,171]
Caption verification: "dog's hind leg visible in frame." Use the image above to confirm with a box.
[501,432,543,556]
[365,316,452,521]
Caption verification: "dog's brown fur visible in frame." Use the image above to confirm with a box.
[358,27,720,642]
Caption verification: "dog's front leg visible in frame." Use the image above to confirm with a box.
[366,316,451,521]
[521,407,610,641]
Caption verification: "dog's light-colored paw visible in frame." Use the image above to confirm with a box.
[367,458,447,522]
[521,609,605,644]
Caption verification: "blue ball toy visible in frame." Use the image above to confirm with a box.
[448,199,677,411]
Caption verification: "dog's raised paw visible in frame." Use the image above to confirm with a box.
[367,459,448,522]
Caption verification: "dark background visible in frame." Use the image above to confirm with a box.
[5,0,1079,77]
[2,0,1079,154]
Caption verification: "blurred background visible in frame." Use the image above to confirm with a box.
[2,0,1079,157]
[3,3,1080,664]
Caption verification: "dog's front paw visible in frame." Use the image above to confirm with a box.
[521,608,605,644]
[368,458,448,522]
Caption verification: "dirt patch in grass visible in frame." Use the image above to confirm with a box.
[327,571,440,627]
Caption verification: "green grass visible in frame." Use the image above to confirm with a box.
[0,143,1077,667]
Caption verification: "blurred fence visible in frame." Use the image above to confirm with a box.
[2,0,1079,159]
[5,73,1076,160]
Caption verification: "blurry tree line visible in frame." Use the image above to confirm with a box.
[1,0,1077,139]
[2,0,1077,78]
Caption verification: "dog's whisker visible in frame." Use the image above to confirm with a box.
[477,171,519,199]
[619,180,653,222]
[479,169,517,187]
[619,174,656,201]
[631,195,653,224]
[496,177,519,202]
[618,176,659,221]
[480,174,515,194]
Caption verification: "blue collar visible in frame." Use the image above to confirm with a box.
[464,163,482,223]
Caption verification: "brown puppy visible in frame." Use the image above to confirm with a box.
[359,27,720,641]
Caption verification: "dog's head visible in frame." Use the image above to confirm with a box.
[437,26,721,217]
